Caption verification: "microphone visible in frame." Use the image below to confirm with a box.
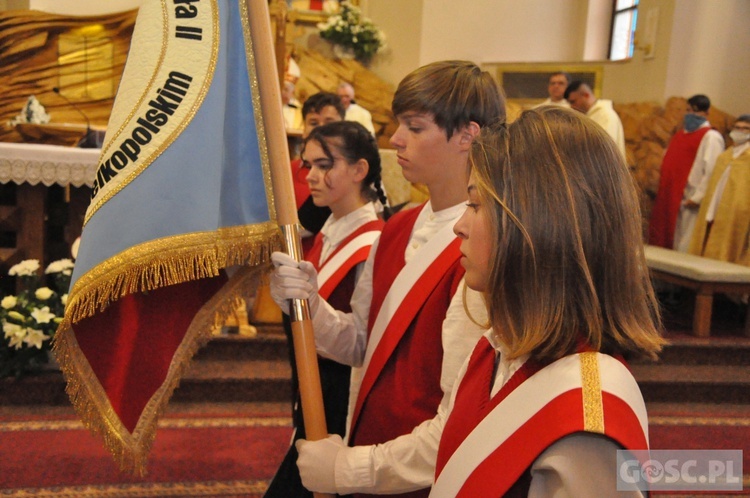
[52,87,98,148]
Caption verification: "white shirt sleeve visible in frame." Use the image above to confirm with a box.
[332,282,487,494]
[687,129,725,204]
[311,236,377,367]
[529,434,646,497]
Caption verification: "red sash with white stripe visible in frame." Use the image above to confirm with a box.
[349,205,463,437]
[432,337,649,497]
[306,220,384,300]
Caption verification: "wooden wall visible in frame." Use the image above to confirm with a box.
[0,9,137,143]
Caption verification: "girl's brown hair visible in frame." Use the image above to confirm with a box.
[471,106,664,362]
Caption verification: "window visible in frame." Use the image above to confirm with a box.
[609,0,638,61]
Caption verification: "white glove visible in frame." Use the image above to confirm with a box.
[269,251,319,315]
[296,434,345,493]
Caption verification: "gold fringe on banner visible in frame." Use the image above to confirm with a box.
[53,225,282,475]
[65,222,281,324]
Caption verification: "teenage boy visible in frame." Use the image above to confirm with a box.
[270,60,506,497]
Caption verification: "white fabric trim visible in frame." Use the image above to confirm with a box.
[317,231,381,290]
[430,353,647,497]
[360,212,458,377]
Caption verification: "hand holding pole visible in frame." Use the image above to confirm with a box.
[245,2,333,497]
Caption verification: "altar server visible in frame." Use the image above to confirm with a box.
[266,120,388,497]
[434,107,664,496]
[270,60,505,497]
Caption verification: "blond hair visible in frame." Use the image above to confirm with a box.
[471,107,664,361]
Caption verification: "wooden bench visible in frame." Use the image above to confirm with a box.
[644,245,750,338]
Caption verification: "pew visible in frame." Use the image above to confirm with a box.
[644,245,750,338]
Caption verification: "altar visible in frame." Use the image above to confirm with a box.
[0,142,98,275]
[0,142,99,187]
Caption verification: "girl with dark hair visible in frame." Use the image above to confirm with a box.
[304,120,390,218]
[266,120,387,498]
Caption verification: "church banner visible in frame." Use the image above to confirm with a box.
[54,0,282,474]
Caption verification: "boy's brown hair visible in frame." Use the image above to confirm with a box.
[392,60,505,138]
[470,106,665,361]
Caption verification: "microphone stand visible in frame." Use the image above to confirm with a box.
[52,87,98,148]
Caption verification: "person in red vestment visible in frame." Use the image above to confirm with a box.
[266,121,388,497]
[649,95,725,250]
[434,107,665,496]
[270,60,505,497]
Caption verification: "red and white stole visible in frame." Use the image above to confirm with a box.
[348,205,462,434]
[308,220,383,300]
[431,338,649,497]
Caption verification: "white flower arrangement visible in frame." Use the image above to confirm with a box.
[35,287,54,301]
[1,259,73,378]
[317,1,386,63]
[8,95,51,127]
[1,296,17,309]
[44,258,75,276]
[9,259,41,277]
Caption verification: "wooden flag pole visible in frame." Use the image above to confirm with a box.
[273,0,288,87]
[246,2,333,497]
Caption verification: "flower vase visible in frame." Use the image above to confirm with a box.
[332,44,356,60]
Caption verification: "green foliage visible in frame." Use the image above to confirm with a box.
[317,1,385,63]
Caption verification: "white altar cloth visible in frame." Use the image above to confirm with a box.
[0,142,99,187]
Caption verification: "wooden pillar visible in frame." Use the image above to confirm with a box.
[16,183,45,264]
[64,186,91,251]
[273,0,288,85]
[693,288,713,338]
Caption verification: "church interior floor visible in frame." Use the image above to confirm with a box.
[0,290,748,495]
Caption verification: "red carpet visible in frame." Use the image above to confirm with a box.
[2,409,748,496]
[0,412,292,497]
[649,412,750,496]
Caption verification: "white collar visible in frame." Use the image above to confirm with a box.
[320,202,378,250]
[416,200,466,226]
[484,329,530,397]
